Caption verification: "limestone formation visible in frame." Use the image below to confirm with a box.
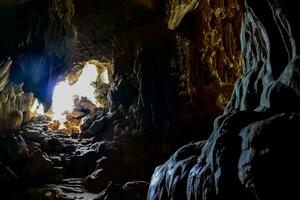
[5,110,23,132]
[166,0,200,30]
[0,57,11,92]
[2,0,299,199]
[147,1,300,199]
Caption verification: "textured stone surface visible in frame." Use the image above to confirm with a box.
[0,82,36,132]
[238,113,299,199]
[166,0,199,30]
[84,169,109,193]
[148,0,300,199]
[193,0,243,111]
[148,141,205,200]
[162,0,243,117]
[0,118,99,199]
[93,181,149,200]
[0,57,11,92]
[225,0,300,113]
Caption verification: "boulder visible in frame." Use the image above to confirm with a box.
[0,134,29,164]
[84,169,109,193]
[5,110,23,133]
[238,113,300,199]
[21,148,60,184]
[89,116,110,135]
[66,150,99,177]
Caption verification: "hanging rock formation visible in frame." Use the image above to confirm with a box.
[148,0,300,199]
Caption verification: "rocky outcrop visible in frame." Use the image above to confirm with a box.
[166,0,199,30]
[225,0,300,113]
[148,0,300,199]
[164,0,244,113]
[0,57,37,132]
[0,81,36,133]
[0,0,76,109]
[147,141,205,199]
[1,116,92,199]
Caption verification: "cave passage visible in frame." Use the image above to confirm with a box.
[3,0,298,200]
[0,0,242,199]
[0,0,243,199]
[49,61,111,135]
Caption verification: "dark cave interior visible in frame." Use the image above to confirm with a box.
[0,0,299,199]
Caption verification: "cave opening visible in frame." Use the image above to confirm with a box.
[45,60,112,135]
[3,0,298,200]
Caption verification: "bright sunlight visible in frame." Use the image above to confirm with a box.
[52,62,98,120]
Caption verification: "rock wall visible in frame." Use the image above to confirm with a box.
[167,0,243,113]
[0,0,75,109]
[0,58,36,133]
[148,0,300,199]
[104,0,243,152]
[194,0,243,110]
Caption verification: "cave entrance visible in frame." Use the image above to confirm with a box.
[48,60,112,134]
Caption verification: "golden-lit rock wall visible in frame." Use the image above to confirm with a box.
[166,0,243,113]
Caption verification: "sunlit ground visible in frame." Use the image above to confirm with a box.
[52,62,99,120]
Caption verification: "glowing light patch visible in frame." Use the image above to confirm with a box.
[52,63,99,120]
[100,69,110,84]
[31,99,45,115]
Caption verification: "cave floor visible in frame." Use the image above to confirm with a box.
[26,178,97,200]
[7,116,100,199]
